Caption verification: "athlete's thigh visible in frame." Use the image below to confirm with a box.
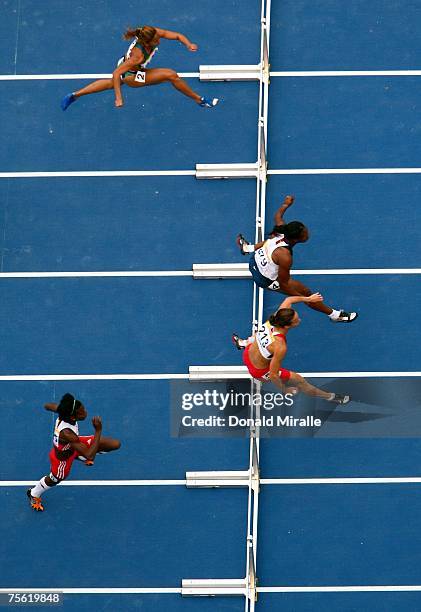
[286,371,304,385]
[123,68,174,88]
[98,436,119,451]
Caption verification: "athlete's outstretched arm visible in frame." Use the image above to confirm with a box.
[156,28,198,51]
[44,403,58,412]
[112,53,142,107]
[273,195,294,226]
[278,278,334,315]
[279,293,323,308]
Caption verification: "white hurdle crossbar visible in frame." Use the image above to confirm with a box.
[195,163,259,179]
[199,65,261,81]
[192,263,251,279]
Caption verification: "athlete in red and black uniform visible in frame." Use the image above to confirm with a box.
[234,294,350,403]
[27,393,120,512]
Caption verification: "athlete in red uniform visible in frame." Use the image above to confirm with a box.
[234,294,350,403]
[27,393,120,512]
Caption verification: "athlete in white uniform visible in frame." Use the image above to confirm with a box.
[253,234,291,288]
[61,25,219,110]
[239,195,358,323]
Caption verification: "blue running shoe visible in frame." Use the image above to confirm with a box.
[199,96,219,108]
[61,93,76,111]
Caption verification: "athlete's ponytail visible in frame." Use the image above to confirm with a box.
[123,25,157,46]
[269,308,295,328]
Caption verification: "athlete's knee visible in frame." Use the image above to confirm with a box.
[301,287,312,297]
[166,69,180,82]
[111,439,121,451]
[47,473,62,486]
[289,372,305,386]
[102,438,121,452]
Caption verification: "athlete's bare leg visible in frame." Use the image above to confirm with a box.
[124,68,202,103]
[41,438,120,487]
[277,279,333,315]
[98,437,121,452]
[288,372,335,400]
[74,79,115,98]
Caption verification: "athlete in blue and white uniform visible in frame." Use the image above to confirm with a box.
[61,25,219,110]
[237,195,358,323]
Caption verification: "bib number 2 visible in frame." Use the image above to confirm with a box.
[135,71,146,83]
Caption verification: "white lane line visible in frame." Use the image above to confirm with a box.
[7,477,421,487]
[268,168,421,175]
[261,477,421,485]
[270,70,421,77]
[2,480,186,486]
[0,73,199,80]
[299,372,421,377]
[4,168,421,178]
[0,268,419,279]
[282,268,421,275]
[0,170,195,178]
[258,585,421,592]
[0,372,418,382]
[2,70,421,80]
[2,586,421,594]
[0,271,192,278]
[0,588,181,594]
[0,374,189,381]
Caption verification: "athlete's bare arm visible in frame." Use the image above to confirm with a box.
[155,28,198,51]
[268,340,288,390]
[273,195,295,227]
[44,403,58,412]
[279,293,323,308]
[60,417,103,460]
[112,52,142,107]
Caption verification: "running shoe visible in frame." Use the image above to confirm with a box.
[76,455,94,466]
[61,93,76,111]
[236,233,250,255]
[232,333,245,350]
[328,393,351,405]
[331,311,358,323]
[199,97,219,108]
[27,489,44,512]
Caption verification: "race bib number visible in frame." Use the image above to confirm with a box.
[255,247,268,267]
[135,71,146,83]
[257,325,271,350]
